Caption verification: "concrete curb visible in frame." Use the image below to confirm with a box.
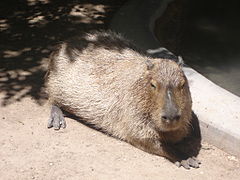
[110,0,240,158]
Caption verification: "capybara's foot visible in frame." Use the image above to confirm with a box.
[48,105,66,130]
[175,157,201,169]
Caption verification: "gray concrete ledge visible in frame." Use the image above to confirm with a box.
[110,0,240,158]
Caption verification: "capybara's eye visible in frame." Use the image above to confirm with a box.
[150,79,158,89]
[151,82,156,89]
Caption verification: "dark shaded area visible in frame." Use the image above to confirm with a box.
[154,0,187,54]
[180,0,240,96]
[171,112,201,159]
[0,0,127,106]
[64,30,147,62]
[155,0,240,96]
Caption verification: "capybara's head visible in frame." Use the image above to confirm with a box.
[141,59,192,132]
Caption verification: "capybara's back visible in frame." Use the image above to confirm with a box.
[46,31,200,169]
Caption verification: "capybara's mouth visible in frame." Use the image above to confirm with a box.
[160,120,181,132]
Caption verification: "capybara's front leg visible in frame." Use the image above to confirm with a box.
[129,138,200,169]
[48,105,66,130]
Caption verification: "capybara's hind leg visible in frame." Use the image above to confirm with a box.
[48,105,66,130]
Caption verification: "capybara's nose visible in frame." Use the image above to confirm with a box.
[161,113,181,122]
[162,89,181,122]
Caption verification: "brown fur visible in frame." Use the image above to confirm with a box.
[46,31,192,163]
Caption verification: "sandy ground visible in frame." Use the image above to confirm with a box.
[1,0,240,179]
[0,96,240,180]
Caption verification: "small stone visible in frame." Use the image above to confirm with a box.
[49,162,54,166]
[175,161,181,167]
[227,155,238,162]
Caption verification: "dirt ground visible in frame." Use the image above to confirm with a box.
[1,96,240,180]
[1,1,240,179]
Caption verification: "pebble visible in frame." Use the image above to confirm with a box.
[227,155,238,162]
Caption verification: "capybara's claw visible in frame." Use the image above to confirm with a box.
[176,157,200,169]
[48,105,66,130]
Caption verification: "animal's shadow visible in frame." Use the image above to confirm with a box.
[63,110,202,160]
[63,111,106,134]
[169,112,202,159]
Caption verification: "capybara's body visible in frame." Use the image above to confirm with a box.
[46,31,199,169]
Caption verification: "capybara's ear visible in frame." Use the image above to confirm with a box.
[145,59,154,70]
[177,56,184,67]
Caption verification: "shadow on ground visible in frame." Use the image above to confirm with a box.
[172,112,202,160]
[0,0,127,106]
[63,109,202,161]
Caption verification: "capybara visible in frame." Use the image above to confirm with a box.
[45,30,200,169]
